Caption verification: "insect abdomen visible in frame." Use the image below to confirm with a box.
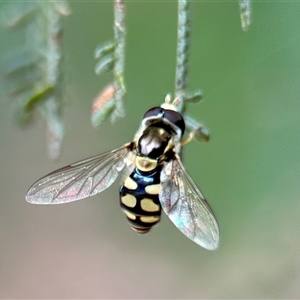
[120,167,162,234]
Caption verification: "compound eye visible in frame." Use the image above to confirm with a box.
[164,110,185,135]
[143,107,164,119]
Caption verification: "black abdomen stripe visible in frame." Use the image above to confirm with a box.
[120,165,162,233]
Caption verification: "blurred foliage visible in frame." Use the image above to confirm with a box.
[1,1,70,159]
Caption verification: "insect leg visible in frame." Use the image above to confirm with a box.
[183,114,210,144]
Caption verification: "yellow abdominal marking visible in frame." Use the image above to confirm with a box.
[125,211,136,220]
[131,227,150,234]
[136,156,157,172]
[140,216,160,223]
[121,194,137,208]
[124,177,138,190]
[140,198,160,212]
[145,184,161,195]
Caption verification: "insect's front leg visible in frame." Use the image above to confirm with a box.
[182,114,210,145]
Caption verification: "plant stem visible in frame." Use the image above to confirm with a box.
[174,0,191,112]
[113,0,126,120]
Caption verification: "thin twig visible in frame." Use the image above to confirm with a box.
[174,0,191,113]
[173,0,209,142]
[112,0,126,122]
[91,0,126,127]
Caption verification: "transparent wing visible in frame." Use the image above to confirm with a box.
[26,144,133,204]
[159,155,219,250]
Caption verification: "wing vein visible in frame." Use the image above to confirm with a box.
[159,156,219,250]
[26,144,132,204]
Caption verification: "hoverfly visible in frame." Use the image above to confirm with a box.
[26,96,219,250]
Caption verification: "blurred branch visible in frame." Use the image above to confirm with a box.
[92,0,126,128]
[42,2,70,160]
[2,1,70,160]
[239,0,252,32]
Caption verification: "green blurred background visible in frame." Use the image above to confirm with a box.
[1,1,300,298]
